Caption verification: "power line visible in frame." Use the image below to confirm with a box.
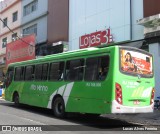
[0,17,35,47]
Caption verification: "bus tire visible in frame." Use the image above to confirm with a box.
[52,97,65,118]
[13,93,20,107]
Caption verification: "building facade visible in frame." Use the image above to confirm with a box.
[0,0,159,100]
[0,0,21,80]
[69,0,160,101]
[21,0,69,56]
[21,0,48,55]
[138,0,160,101]
[69,0,144,50]
[47,0,69,55]
[0,0,69,80]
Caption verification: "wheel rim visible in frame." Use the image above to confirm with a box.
[53,97,65,118]
[55,101,63,115]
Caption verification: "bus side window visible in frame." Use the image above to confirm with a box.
[6,67,14,88]
[42,64,48,80]
[14,67,21,81]
[35,64,42,81]
[84,56,110,81]
[98,56,110,80]
[20,67,24,80]
[84,58,99,81]
[49,62,64,81]
[65,59,84,81]
[24,66,35,81]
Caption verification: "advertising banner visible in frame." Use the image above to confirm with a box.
[6,34,35,66]
[120,49,153,75]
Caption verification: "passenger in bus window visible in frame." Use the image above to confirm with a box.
[58,70,63,80]
[98,67,107,80]
[98,68,103,80]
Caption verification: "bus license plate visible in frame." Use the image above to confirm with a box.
[134,100,140,105]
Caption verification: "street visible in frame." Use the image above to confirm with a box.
[0,99,159,134]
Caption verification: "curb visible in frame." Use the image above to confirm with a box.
[0,97,4,100]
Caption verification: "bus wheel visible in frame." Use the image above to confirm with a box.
[13,93,20,107]
[53,97,65,118]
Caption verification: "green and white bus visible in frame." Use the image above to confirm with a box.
[5,45,155,118]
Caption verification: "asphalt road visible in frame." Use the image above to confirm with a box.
[0,99,159,134]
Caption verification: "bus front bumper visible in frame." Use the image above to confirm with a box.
[111,100,154,113]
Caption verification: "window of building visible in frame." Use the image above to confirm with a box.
[49,62,64,81]
[14,67,24,81]
[24,65,35,81]
[12,11,18,22]
[3,18,7,27]
[12,33,17,41]
[23,24,37,35]
[65,59,84,81]
[2,37,7,48]
[84,56,109,81]
[23,0,38,16]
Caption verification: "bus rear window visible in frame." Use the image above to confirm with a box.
[120,49,153,77]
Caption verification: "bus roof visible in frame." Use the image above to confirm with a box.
[8,45,115,67]
[7,45,150,67]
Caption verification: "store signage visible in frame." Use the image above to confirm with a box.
[6,34,35,66]
[79,28,113,49]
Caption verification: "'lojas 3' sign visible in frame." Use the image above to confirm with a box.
[79,28,113,49]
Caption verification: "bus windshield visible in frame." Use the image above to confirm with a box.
[120,48,153,77]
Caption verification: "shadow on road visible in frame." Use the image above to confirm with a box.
[0,101,141,131]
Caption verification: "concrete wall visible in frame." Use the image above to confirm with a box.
[0,0,21,55]
[0,0,20,34]
[143,0,160,18]
[21,0,48,44]
[69,0,131,50]
[21,0,48,24]
[131,0,144,40]
[21,16,47,44]
[47,0,69,44]
[149,43,160,100]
